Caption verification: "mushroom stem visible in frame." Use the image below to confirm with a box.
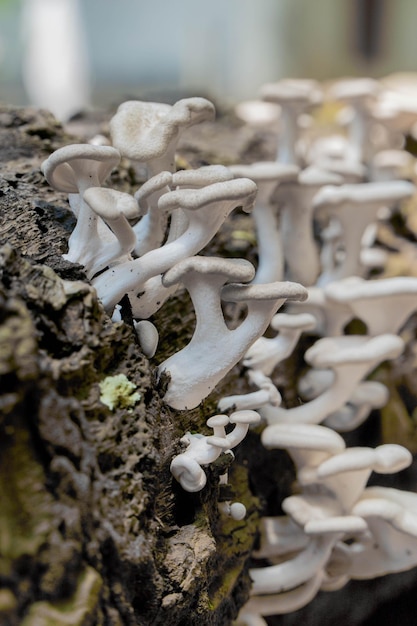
[250,534,338,595]
[251,201,284,284]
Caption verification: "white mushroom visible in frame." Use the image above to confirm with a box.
[133,320,159,358]
[323,380,389,432]
[347,486,417,578]
[324,275,417,335]
[228,161,299,284]
[41,143,121,268]
[260,334,404,426]
[109,97,215,178]
[158,257,307,410]
[261,79,322,165]
[83,187,139,277]
[243,312,317,375]
[92,177,258,314]
[277,166,342,285]
[314,180,415,284]
[217,371,281,414]
[329,77,380,163]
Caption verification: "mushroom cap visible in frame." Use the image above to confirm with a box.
[161,256,255,289]
[234,99,280,126]
[316,445,412,480]
[41,144,121,193]
[305,515,368,535]
[305,334,404,369]
[134,171,173,209]
[172,165,234,187]
[229,409,261,425]
[206,415,230,428]
[297,165,343,187]
[134,320,159,358]
[329,77,380,103]
[371,149,413,171]
[228,161,300,183]
[110,97,215,161]
[158,177,258,214]
[314,157,367,181]
[221,281,308,303]
[261,79,322,106]
[261,422,345,453]
[270,312,317,332]
[313,180,415,210]
[84,187,140,220]
[206,435,233,450]
[325,275,417,303]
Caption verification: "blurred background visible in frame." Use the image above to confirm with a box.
[1,0,417,120]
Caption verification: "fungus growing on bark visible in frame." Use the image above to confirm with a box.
[170,410,260,492]
[260,334,404,426]
[93,177,258,315]
[158,256,307,409]
[41,143,121,269]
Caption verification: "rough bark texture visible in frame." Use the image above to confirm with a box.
[1,104,417,626]
[0,105,273,626]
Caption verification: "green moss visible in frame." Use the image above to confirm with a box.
[21,566,102,626]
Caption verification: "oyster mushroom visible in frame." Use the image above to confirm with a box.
[41,143,121,268]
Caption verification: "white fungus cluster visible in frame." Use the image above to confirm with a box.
[41,77,417,622]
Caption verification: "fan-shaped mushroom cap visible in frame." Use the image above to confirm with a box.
[324,275,417,335]
[158,177,258,215]
[162,256,255,289]
[84,187,139,221]
[109,97,215,162]
[41,143,121,193]
[261,79,322,107]
[305,334,404,370]
[329,77,380,103]
[305,516,368,535]
[261,422,345,454]
[172,164,234,187]
[270,312,317,333]
[221,281,308,304]
[229,161,300,183]
[317,445,412,480]
[134,170,173,212]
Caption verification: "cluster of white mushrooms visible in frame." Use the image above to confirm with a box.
[41,76,417,621]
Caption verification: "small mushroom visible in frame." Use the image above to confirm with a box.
[217,370,281,413]
[261,79,322,165]
[41,143,121,267]
[83,187,139,277]
[133,320,159,358]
